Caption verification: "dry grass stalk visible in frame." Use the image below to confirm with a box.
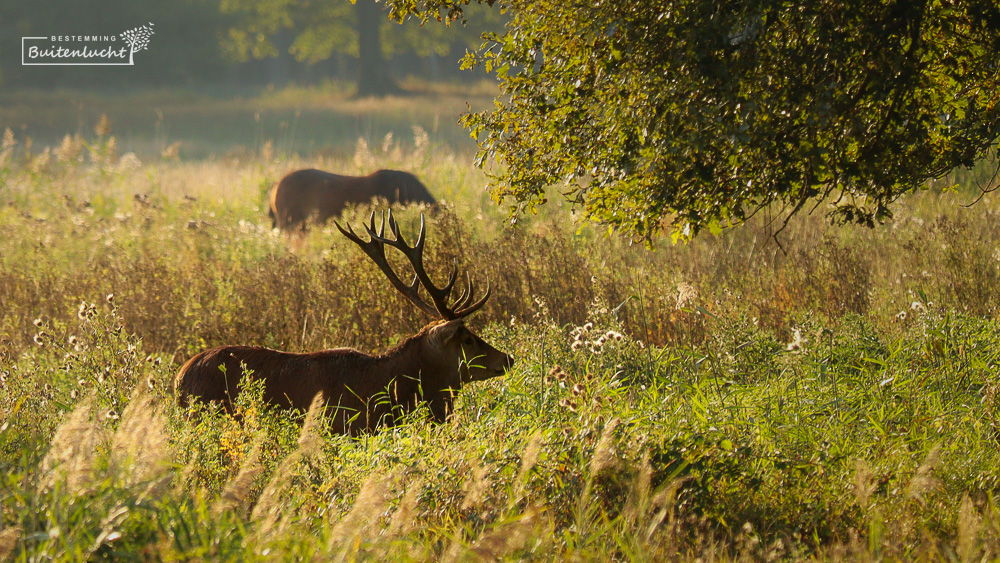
[251,392,326,529]
[111,391,173,497]
[327,470,399,554]
[956,494,982,562]
[38,396,105,496]
[625,451,653,525]
[853,459,876,511]
[386,479,423,538]
[461,462,490,511]
[214,439,264,516]
[589,417,621,476]
[296,391,325,457]
[646,477,692,543]
[906,445,941,507]
[0,527,22,561]
[463,506,545,562]
[514,430,544,502]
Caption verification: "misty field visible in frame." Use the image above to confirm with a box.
[3,92,1000,560]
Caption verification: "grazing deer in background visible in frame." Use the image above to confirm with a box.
[268,169,436,231]
[174,210,513,434]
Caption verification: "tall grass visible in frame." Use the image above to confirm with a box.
[2,117,1000,559]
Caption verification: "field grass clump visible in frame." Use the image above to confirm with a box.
[2,112,1000,560]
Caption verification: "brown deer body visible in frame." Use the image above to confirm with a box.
[269,169,435,230]
[175,211,513,434]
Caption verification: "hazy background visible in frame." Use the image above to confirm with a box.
[0,0,501,158]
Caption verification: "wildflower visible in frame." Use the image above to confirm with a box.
[571,383,585,396]
[571,341,584,351]
[895,311,907,321]
[106,409,119,421]
[147,376,156,390]
[70,390,78,400]
[33,318,42,327]
[78,378,88,388]
[106,293,115,304]
[676,282,699,309]
[558,398,578,412]
[786,328,805,352]
[33,333,45,346]
[911,301,927,313]
[77,301,96,321]
[606,330,624,341]
[68,335,78,346]
[543,375,554,386]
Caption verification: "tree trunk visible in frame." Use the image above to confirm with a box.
[355,0,400,97]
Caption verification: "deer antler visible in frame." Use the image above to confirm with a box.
[336,210,491,320]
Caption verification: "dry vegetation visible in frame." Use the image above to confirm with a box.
[2,103,1000,560]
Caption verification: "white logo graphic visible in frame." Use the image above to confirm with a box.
[22,23,155,66]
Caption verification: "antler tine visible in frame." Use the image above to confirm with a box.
[340,209,491,320]
[451,272,475,311]
[336,212,439,318]
[454,280,492,318]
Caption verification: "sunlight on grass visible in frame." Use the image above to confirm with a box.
[2,100,1000,559]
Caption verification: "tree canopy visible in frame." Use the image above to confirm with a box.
[390,0,1000,241]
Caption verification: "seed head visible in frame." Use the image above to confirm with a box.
[33,318,42,327]
[106,409,119,421]
[571,383,585,396]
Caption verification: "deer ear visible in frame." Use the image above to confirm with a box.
[429,318,464,345]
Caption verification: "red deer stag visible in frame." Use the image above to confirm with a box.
[174,210,512,434]
[268,169,436,230]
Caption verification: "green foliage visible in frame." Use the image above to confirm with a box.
[392,0,1000,241]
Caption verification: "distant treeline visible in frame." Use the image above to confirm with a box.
[1,0,496,90]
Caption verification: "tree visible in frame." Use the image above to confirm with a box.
[218,0,498,96]
[390,0,1000,241]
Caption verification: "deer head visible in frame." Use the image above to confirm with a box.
[336,210,512,384]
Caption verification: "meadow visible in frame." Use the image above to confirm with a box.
[2,88,1000,560]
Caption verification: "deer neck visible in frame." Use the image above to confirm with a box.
[377,330,458,420]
